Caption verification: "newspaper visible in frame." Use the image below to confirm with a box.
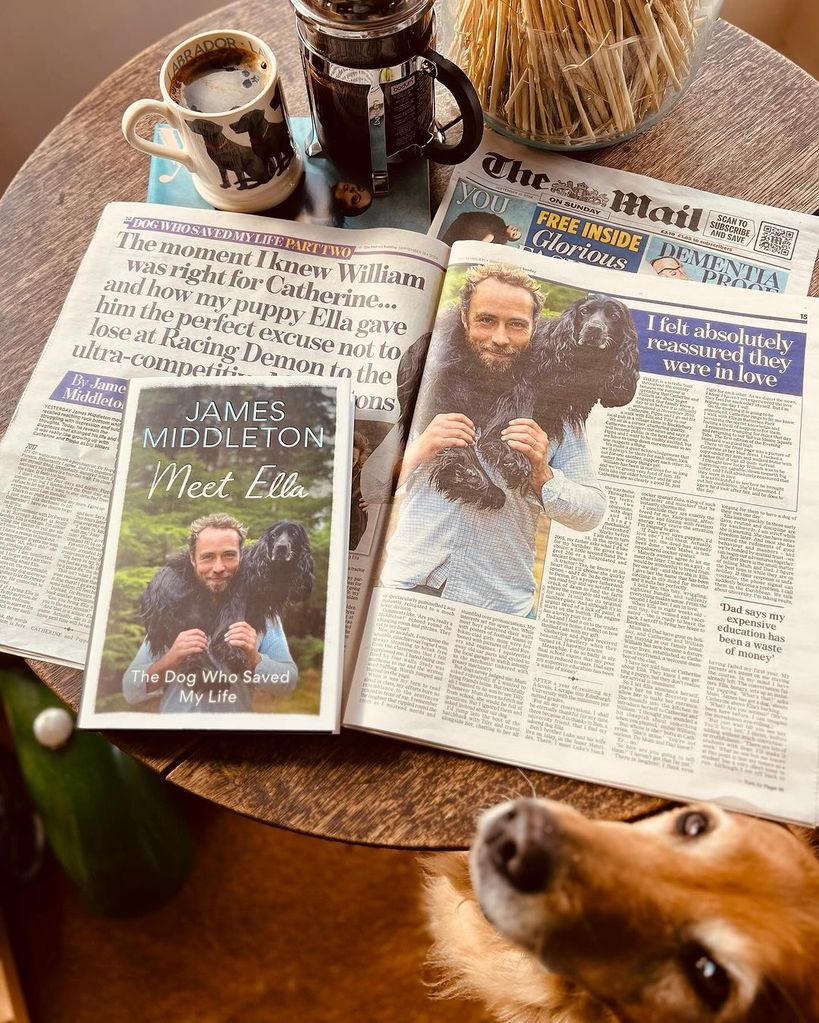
[344,240,819,826]
[0,203,447,668]
[1,197,817,823]
[430,130,819,296]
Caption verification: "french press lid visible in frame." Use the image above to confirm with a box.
[290,0,432,35]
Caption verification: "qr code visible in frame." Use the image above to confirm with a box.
[754,221,798,259]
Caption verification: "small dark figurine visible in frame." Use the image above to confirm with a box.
[140,521,313,678]
[441,211,522,246]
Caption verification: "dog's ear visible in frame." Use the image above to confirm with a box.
[421,851,472,897]
[599,309,640,408]
[748,971,819,1023]
[291,537,314,604]
[396,331,432,444]
[140,552,197,652]
[541,302,583,371]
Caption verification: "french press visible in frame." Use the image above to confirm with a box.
[290,0,484,195]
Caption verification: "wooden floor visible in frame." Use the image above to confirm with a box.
[6,793,488,1023]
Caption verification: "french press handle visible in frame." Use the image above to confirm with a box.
[419,49,484,165]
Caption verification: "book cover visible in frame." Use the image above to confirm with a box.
[148,120,431,233]
[79,376,352,731]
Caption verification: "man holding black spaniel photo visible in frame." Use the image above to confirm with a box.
[381,263,612,617]
[122,513,300,713]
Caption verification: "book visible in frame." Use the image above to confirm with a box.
[79,376,353,731]
[148,120,431,233]
[0,200,817,821]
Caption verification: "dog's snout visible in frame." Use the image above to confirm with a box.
[579,321,606,346]
[484,799,555,893]
[272,538,292,560]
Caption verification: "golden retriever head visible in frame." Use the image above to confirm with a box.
[424,799,819,1023]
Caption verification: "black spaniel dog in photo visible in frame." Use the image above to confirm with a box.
[534,294,640,434]
[481,294,641,492]
[140,521,313,678]
[399,295,640,508]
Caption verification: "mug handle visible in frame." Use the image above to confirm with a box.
[420,49,484,166]
[122,99,195,170]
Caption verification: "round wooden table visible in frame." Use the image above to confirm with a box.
[2,5,818,848]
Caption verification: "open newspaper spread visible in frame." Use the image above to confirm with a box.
[344,240,819,826]
[430,130,819,295]
[0,192,817,822]
[0,203,448,668]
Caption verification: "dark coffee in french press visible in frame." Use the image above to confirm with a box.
[290,0,483,195]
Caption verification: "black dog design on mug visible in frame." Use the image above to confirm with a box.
[187,119,273,189]
[229,84,295,179]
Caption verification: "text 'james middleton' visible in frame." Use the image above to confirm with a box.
[143,398,326,450]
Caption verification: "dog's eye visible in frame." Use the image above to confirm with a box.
[682,946,731,1010]
[677,810,710,838]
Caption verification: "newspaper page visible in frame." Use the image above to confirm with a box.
[344,240,819,825]
[0,202,448,668]
[430,129,819,296]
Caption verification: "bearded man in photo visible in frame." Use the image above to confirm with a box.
[382,262,607,617]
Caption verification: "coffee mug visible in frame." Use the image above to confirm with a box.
[122,30,303,212]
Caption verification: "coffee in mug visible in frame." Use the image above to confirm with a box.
[122,30,303,213]
[168,46,269,111]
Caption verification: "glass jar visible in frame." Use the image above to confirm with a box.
[441,0,723,151]
[290,0,483,193]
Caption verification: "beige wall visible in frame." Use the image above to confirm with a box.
[1,0,215,193]
[723,0,819,76]
[1,0,817,195]
[723,0,796,47]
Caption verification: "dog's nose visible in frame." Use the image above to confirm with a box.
[483,799,555,893]
[272,540,292,560]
